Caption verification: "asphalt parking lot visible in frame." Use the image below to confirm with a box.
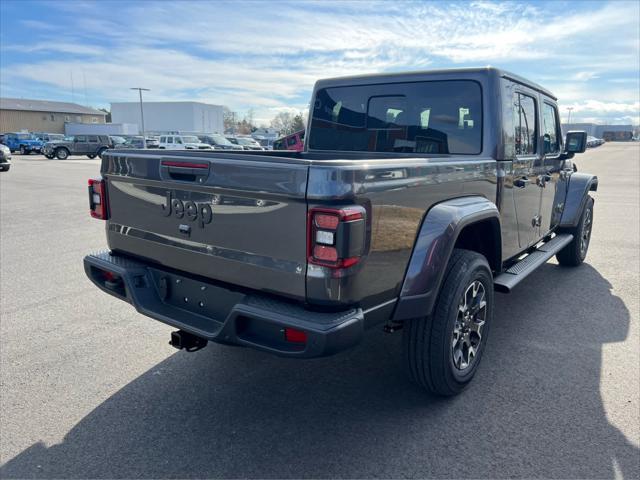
[1,145,639,479]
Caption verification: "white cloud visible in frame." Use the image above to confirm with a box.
[2,0,639,124]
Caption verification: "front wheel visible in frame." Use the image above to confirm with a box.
[97,147,107,159]
[87,154,96,159]
[403,249,494,396]
[55,148,69,160]
[556,196,594,266]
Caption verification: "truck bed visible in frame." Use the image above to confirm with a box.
[102,148,500,310]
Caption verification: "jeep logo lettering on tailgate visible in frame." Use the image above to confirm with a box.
[161,191,213,228]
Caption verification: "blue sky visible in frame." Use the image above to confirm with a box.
[1,0,639,126]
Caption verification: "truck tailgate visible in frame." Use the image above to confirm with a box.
[102,152,309,300]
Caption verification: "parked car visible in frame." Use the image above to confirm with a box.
[2,132,44,154]
[120,136,159,149]
[0,144,11,171]
[273,130,305,151]
[586,136,604,148]
[109,136,128,147]
[198,134,243,150]
[84,68,594,396]
[33,132,65,143]
[158,135,213,150]
[42,134,112,159]
[226,136,265,150]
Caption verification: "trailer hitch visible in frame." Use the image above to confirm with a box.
[169,330,208,352]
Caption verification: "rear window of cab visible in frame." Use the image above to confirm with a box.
[309,80,482,154]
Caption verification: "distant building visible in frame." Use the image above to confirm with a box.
[0,97,107,134]
[562,123,634,141]
[65,123,139,136]
[111,101,224,134]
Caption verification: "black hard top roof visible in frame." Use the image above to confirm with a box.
[315,67,557,101]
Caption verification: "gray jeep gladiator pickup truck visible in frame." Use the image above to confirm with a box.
[84,68,596,395]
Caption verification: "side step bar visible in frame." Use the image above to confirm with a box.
[494,234,573,293]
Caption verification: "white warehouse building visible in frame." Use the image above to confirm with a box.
[110,101,224,134]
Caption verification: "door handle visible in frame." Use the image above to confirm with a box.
[514,177,530,188]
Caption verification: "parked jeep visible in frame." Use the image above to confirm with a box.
[84,68,595,396]
[2,132,44,154]
[42,135,112,159]
[0,144,11,171]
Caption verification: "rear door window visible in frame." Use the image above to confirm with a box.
[513,93,537,155]
[309,80,482,154]
[88,136,98,143]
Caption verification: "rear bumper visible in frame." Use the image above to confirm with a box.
[84,251,364,358]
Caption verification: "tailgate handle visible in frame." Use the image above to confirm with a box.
[161,160,210,183]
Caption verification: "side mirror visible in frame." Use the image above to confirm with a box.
[565,131,587,154]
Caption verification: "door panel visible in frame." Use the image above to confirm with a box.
[511,91,541,248]
[540,102,563,234]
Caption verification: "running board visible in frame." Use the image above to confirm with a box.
[494,234,574,293]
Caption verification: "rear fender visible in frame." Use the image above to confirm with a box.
[558,172,598,228]
[393,196,500,321]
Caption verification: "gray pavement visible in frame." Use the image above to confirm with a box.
[1,145,638,478]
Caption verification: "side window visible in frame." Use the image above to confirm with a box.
[287,136,298,147]
[167,136,173,144]
[175,137,183,144]
[160,136,166,143]
[543,103,560,154]
[273,140,283,149]
[513,93,536,155]
[76,135,87,142]
[88,136,98,143]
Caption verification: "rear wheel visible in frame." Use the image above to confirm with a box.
[0,165,9,172]
[55,147,69,160]
[556,196,594,266]
[87,154,96,159]
[403,249,494,396]
[19,145,26,155]
[97,147,107,159]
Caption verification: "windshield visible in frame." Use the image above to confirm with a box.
[237,137,257,146]
[309,80,482,154]
[180,136,201,143]
[48,134,64,141]
[63,136,74,141]
[211,134,233,146]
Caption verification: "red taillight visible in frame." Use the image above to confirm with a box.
[88,178,108,220]
[313,245,338,262]
[284,327,307,344]
[314,213,340,230]
[308,207,365,269]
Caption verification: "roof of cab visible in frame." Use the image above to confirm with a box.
[314,67,557,101]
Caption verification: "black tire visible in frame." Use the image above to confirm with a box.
[87,154,96,159]
[45,154,55,159]
[0,165,9,172]
[403,249,494,396]
[556,196,594,266]
[19,145,26,155]
[97,147,107,159]
[55,147,69,160]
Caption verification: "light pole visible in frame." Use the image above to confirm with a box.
[130,87,150,148]
[567,107,574,124]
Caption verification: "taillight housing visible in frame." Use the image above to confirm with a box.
[88,178,108,220]
[308,206,366,269]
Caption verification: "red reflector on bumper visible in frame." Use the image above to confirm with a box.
[284,328,307,344]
